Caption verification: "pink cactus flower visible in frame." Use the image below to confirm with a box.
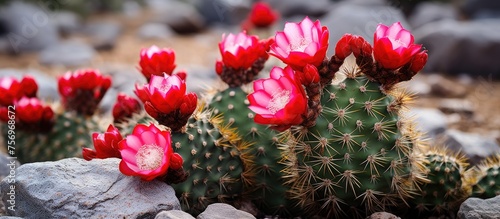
[139,45,177,80]
[118,123,183,181]
[373,22,423,70]
[135,74,186,115]
[247,66,307,131]
[269,17,329,70]
[219,32,261,69]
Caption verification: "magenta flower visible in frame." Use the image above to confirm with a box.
[135,74,186,115]
[139,45,177,80]
[247,66,307,131]
[0,76,38,106]
[118,123,183,181]
[373,22,423,70]
[269,17,329,70]
[219,32,262,69]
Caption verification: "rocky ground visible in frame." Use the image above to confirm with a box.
[0,0,499,218]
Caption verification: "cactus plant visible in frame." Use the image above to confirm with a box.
[207,30,302,216]
[466,154,500,199]
[245,19,429,218]
[0,70,111,163]
[410,148,469,217]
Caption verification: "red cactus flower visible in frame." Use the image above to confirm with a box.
[58,69,111,116]
[269,17,329,70]
[112,93,142,123]
[139,45,177,80]
[219,32,262,70]
[118,123,182,181]
[0,76,38,106]
[83,124,123,161]
[2,97,54,132]
[249,2,278,28]
[373,22,423,70]
[134,75,196,131]
[247,66,307,131]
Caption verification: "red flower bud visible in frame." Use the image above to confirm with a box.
[335,34,354,60]
[174,71,187,81]
[409,50,428,73]
[298,64,320,85]
[179,92,197,116]
[170,153,183,170]
[112,93,142,123]
[83,124,123,161]
[215,60,224,75]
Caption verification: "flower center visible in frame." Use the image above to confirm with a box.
[135,144,164,170]
[289,37,311,52]
[159,83,172,92]
[390,38,408,49]
[267,89,291,114]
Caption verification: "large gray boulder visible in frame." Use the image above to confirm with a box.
[0,1,59,53]
[458,196,500,219]
[408,2,459,28]
[414,19,500,78]
[0,158,180,218]
[444,129,500,165]
[149,0,205,34]
[38,40,95,67]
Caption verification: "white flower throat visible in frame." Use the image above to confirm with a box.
[136,144,164,170]
[267,89,291,114]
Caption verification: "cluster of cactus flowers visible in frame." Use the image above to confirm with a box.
[1,15,500,219]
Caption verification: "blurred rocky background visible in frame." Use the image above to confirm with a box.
[0,0,499,217]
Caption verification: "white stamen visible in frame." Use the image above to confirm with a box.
[267,89,291,114]
[136,144,164,170]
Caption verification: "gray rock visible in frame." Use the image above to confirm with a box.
[83,21,122,51]
[438,99,474,116]
[196,203,255,219]
[368,212,401,219]
[155,210,195,219]
[0,158,180,218]
[321,2,409,56]
[100,88,119,114]
[461,0,500,19]
[0,153,20,181]
[427,74,468,98]
[192,0,250,25]
[51,11,81,35]
[0,68,59,101]
[150,1,205,34]
[414,19,500,78]
[409,108,448,138]
[444,129,500,165]
[0,217,23,219]
[138,23,175,40]
[408,2,459,28]
[0,1,59,53]
[458,196,500,219]
[38,40,95,67]
[405,76,431,96]
[265,0,332,17]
